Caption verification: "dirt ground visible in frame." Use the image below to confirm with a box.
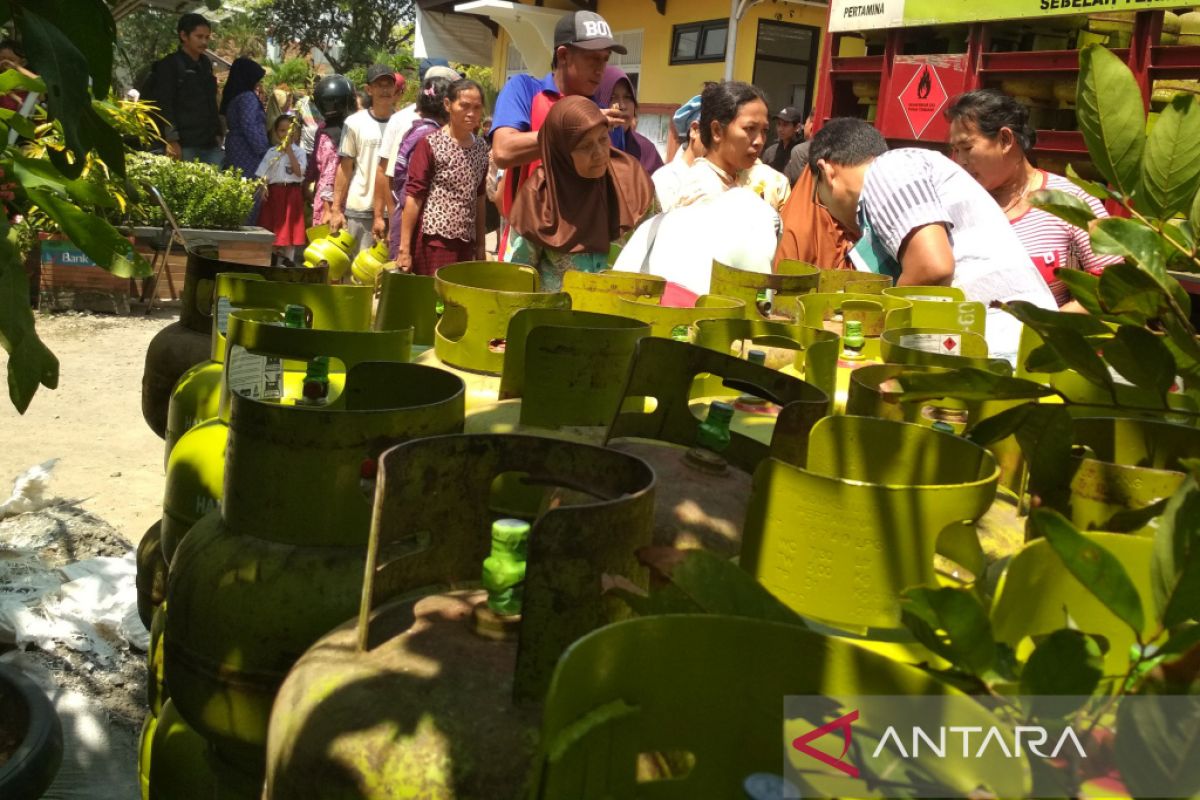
[1,309,176,546]
[1,308,178,797]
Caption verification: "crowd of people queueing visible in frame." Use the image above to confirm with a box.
[145,9,1119,362]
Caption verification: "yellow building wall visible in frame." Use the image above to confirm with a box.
[597,0,829,107]
[486,0,829,109]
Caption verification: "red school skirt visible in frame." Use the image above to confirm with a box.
[259,183,307,247]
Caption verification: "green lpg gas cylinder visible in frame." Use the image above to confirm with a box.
[414,261,570,410]
[613,291,744,340]
[562,268,666,315]
[846,362,1031,504]
[158,310,415,564]
[815,267,892,294]
[531,616,1031,800]
[142,250,328,438]
[883,285,987,335]
[693,317,840,408]
[350,239,390,286]
[1065,416,1200,536]
[606,337,829,558]
[163,363,465,773]
[465,307,650,441]
[797,291,913,412]
[374,270,438,353]
[262,433,656,800]
[164,275,374,461]
[709,259,820,321]
[741,415,999,633]
[303,228,356,281]
[135,521,166,629]
[145,700,259,800]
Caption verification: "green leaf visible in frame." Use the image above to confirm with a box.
[1055,268,1105,316]
[1002,301,1115,394]
[1142,93,1200,220]
[1025,343,1068,373]
[1091,218,1191,312]
[0,233,58,413]
[895,367,1057,403]
[15,8,94,163]
[1091,218,1168,276]
[1033,508,1146,634]
[967,402,1035,446]
[1029,188,1097,229]
[1014,404,1076,510]
[0,108,35,139]
[31,0,115,99]
[27,188,149,278]
[1102,326,1177,401]
[1077,44,1147,198]
[1116,691,1200,799]
[1151,478,1200,628]
[899,586,995,676]
[1156,624,1200,659]
[1066,162,1114,202]
[0,68,44,95]
[12,154,116,208]
[1163,314,1200,385]
[1098,261,1173,320]
[632,547,808,627]
[1100,498,1170,534]
[1003,300,1112,336]
[1019,630,1103,718]
[1192,185,1200,242]
[1163,220,1196,259]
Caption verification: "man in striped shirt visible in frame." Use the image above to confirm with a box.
[808,117,1056,362]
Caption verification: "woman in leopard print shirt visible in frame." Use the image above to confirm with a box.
[396,79,490,275]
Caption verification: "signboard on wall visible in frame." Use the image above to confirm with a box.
[879,54,968,142]
[830,0,1196,31]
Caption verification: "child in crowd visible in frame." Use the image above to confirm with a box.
[256,113,308,263]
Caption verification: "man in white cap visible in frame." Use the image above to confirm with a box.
[330,64,396,256]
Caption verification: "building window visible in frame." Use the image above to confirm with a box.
[671,20,728,65]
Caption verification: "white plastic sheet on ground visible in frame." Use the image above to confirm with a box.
[0,550,148,659]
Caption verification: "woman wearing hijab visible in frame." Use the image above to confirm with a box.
[596,67,665,176]
[220,57,269,178]
[508,96,655,292]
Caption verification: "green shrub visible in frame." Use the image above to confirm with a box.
[125,152,257,230]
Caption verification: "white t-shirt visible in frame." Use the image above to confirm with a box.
[255,144,307,185]
[379,104,420,177]
[858,148,1057,361]
[338,109,390,215]
[652,149,692,212]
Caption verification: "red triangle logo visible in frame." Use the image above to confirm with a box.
[791,709,860,778]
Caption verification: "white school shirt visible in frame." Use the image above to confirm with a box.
[255,144,307,184]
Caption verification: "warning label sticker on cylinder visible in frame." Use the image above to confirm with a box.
[900,333,961,355]
[215,297,239,335]
[228,345,283,400]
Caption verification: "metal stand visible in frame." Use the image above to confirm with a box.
[142,185,188,314]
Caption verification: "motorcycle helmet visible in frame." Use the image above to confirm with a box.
[313,75,356,118]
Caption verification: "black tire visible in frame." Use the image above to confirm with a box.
[0,663,64,800]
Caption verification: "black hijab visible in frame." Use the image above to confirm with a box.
[220,57,265,115]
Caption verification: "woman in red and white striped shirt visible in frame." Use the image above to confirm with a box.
[946,90,1120,311]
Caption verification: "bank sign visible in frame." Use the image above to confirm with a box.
[830,0,1197,31]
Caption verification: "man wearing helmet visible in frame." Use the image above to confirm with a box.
[307,74,356,226]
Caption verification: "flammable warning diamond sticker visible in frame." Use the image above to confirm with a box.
[898,63,948,139]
